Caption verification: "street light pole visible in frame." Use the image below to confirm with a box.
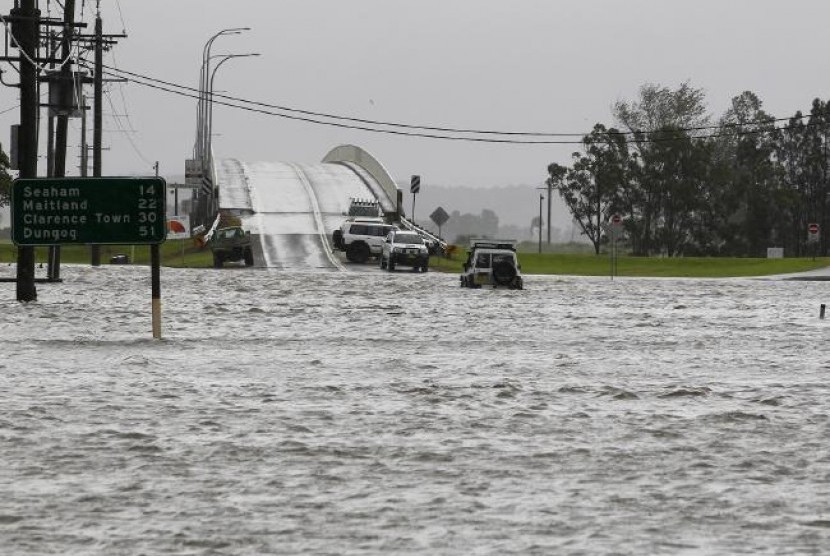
[196,27,249,162]
[205,53,259,215]
[206,53,259,163]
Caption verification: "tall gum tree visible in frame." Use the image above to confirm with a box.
[547,124,628,255]
[613,82,710,255]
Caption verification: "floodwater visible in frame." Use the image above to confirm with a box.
[2,265,830,555]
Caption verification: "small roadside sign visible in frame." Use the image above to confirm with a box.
[808,222,820,243]
[430,206,450,227]
[166,215,190,240]
[608,214,624,238]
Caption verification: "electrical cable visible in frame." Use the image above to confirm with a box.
[98,65,817,146]
[103,85,152,165]
[0,11,76,73]
[101,64,804,140]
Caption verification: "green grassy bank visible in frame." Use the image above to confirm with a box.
[0,240,212,268]
[430,250,830,277]
[2,240,828,277]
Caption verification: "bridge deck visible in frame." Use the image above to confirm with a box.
[215,159,376,269]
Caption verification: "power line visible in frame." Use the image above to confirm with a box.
[102,64,815,141]
[98,65,823,147]
[97,70,580,145]
[103,86,152,165]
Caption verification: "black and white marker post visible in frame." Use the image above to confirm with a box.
[151,243,162,339]
[410,175,420,223]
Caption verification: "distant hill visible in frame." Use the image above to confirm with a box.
[402,183,571,229]
[393,183,585,243]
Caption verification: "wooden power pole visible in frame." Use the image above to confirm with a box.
[13,0,40,301]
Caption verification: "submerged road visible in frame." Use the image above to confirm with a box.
[215,159,377,270]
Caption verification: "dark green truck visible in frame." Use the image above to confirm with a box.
[210,226,254,268]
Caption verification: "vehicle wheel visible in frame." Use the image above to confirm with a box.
[388,258,396,271]
[346,242,370,264]
[492,261,517,286]
[421,265,429,273]
[244,247,254,266]
[213,253,223,268]
[332,229,343,250]
[380,255,387,269]
[514,277,524,290]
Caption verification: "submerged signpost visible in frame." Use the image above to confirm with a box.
[608,214,623,279]
[11,177,167,338]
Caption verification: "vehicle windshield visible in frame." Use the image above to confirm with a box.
[394,233,423,245]
[349,224,394,236]
[217,228,242,240]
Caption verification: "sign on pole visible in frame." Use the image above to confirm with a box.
[12,177,167,245]
[410,174,421,222]
[430,206,450,238]
[608,214,623,279]
[166,215,191,240]
[807,222,820,243]
[429,206,449,228]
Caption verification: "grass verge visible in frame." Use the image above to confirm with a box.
[2,240,828,277]
[431,251,830,278]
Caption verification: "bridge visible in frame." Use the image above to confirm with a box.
[207,145,430,270]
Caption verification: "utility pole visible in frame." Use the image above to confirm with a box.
[90,10,104,266]
[80,94,88,176]
[538,194,544,254]
[48,0,77,281]
[546,181,553,245]
[13,0,40,302]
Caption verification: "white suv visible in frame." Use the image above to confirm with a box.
[460,239,523,289]
[380,230,430,272]
[332,218,398,263]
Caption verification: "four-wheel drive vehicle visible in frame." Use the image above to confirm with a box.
[380,230,429,272]
[460,239,523,290]
[332,218,398,263]
[211,226,254,268]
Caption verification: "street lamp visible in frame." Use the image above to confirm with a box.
[206,53,260,164]
[195,27,249,161]
[205,52,259,215]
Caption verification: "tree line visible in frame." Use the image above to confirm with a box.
[547,82,830,257]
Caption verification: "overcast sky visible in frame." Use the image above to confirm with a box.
[3,0,830,194]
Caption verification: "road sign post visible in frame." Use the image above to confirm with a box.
[808,223,820,261]
[12,177,168,338]
[807,222,820,243]
[429,206,450,240]
[410,175,420,223]
[608,214,623,279]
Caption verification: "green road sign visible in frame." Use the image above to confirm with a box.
[12,177,167,245]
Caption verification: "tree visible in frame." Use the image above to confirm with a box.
[775,112,812,256]
[613,82,711,255]
[548,124,628,254]
[715,91,781,256]
[614,81,709,132]
[0,144,11,208]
